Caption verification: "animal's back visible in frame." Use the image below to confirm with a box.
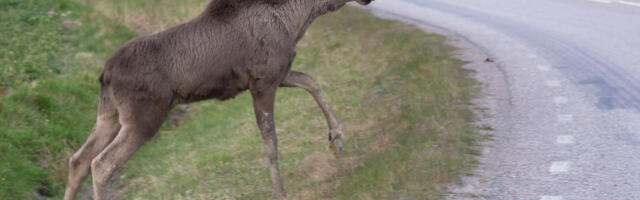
[102,19,253,104]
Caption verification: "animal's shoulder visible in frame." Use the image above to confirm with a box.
[205,0,289,18]
[208,0,289,8]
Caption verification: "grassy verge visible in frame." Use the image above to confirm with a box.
[77,1,485,199]
[1,0,483,199]
[0,0,136,198]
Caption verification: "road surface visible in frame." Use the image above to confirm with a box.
[367,0,640,199]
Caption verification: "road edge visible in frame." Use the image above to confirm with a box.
[358,5,513,199]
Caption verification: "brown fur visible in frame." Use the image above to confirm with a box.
[64,0,372,199]
[205,0,289,19]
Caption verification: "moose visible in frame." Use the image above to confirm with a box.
[64,0,374,199]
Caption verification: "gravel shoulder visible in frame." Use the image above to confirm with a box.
[364,6,513,199]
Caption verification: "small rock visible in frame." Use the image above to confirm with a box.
[61,11,72,17]
[484,58,494,62]
[169,104,191,128]
[61,20,82,29]
[0,88,11,96]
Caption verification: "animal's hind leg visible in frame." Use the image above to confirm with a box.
[90,99,170,200]
[280,70,344,157]
[64,89,121,200]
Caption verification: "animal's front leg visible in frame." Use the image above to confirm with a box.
[250,86,286,198]
[280,71,344,157]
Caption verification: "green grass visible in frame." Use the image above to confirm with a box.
[76,1,485,199]
[0,0,137,198]
[1,0,484,199]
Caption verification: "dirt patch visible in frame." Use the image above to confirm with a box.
[300,152,338,183]
[370,133,395,153]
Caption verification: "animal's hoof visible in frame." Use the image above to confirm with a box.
[329,139,342,158]
[329,130,344,158]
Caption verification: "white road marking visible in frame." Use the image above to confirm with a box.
[537,65,551,71]
[546,80,561,87]
[619,0,640,7]
[585,0,640,7]
[586,0,615,4]
[540,196,564,200]
[558,114,574,122]
[553,96,569,104]
[550,161,570,173]
[556,135,575,144]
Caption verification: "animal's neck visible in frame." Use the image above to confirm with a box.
[199,0,347,42]
[276,0,347,41]
[272,0,313,41]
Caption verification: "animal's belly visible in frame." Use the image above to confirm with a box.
[175,70,249,103]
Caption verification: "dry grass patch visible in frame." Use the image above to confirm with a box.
[300,152,338,183]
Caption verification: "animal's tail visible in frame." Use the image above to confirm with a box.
[97,71,117,119]
[98,71,110,86]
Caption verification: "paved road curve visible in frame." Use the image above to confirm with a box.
[368,0,640,199]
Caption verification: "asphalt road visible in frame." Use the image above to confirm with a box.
[367,0,640,199]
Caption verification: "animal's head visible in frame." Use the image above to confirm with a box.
[353,0,374,5]
[310,0,376,21]
[322,0,374,12]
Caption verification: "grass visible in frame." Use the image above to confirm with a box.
[76,1,485,199]
[0,0,484,199]
[0,0,136,198]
